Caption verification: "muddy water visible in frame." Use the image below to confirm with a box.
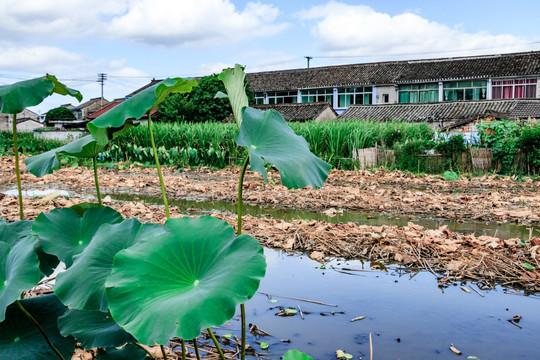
[234,248,540,359]
[109,193,540,240]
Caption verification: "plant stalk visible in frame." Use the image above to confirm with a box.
[237,155,250,360]
[240,303,246,360]
[134,343,155,359]
[15,300,65,360]
[193,339,201,360]
[207,328,226,360]
[237,155,250,235]
[12,114,24,220]
[147,113,170,219]
[92,157,102,207]
[181,339,186,360]
[160,344,168,359]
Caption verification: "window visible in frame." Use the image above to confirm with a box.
[301,88,334,104]
[398,83,438,103]
[383,94,389,103]
[254,92,265,105]
[492,78,537,99]
[336,87,373,108]
[267,91,297,104]
[443,81,487,101]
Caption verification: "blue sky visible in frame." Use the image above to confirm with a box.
[1,0,539,113]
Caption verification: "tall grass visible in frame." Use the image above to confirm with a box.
[0,131,66,155]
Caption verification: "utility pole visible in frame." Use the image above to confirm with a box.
[97,73,107,107]
[305,56,313,69]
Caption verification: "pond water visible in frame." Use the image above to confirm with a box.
[233,248,540,359]
[109,193,540,240]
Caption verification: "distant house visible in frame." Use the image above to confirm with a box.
[0,109,43,132]
[71,97,109,120]
[251,102,337,122]
[246,51,540,119]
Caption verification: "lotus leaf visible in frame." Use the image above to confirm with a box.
[0,74,81,114]
[32,206,123,267]
[0,294,75,359]
[236,107,331,189]
[283,350,314,360]
[0,225,41,322]
[0,220,58,277]
[106,216,266,344]
[58,309,136,349]
[55,219,164,311]
[25,135,104,177]
[87,77,197,146]
[218,64,249,127]
[96,343,147,360]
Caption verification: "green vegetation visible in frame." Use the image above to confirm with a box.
[0,131,65,155]
[45,107,75,124]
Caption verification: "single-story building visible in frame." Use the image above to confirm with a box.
[246,51,540,116]
[0,109,42,132]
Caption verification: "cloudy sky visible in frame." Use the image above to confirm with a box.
[1,0,539,113]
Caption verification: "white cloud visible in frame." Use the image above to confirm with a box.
[106,0,289,46]
[0,45,83,74]
[300,1,535,59]
[0,0,127,40]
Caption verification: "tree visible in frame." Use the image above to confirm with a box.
[157,74,255,123]
[45,106,75,124]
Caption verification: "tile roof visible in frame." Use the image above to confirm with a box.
[72,97,106,110]
[246,51,540,92]
[251,102,337,121]
[338,99,540,122]
[86,99,124,120]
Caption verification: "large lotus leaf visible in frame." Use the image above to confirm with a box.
[218,64,249,127]
[0,74,81,114]
[32,206,123,267]
[0,220,57,277]
[0,294,75,359]
[58,309,136,349]
[0,233,41,322]
[87,77,197,145]
[106,216,267,344]
[96,343,147,360]
[55,219,164,311]
[25,135,104,177]
[283,350,315,360]
[236,107,331,189]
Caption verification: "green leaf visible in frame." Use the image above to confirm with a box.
[283,350,315,360]
[443,171,460,181]
[284,308,297,314]
[25,135,104,177]
[55,219,164,311]
[237,107,331,189]
[0,220,57,277]
[0,74,81,114]
[260,341,269,350]
[0,294,75,360]
[58,309,136,349]
[336,350,353,359]
[106,216,266,344]
[96,343,148,360]
[523,262,535,270]
[32,206,123,267]
[69,202,101,217]
[218,64,249,127]
[87,77,197,146]
[0,224,41,322]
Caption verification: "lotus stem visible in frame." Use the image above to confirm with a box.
[240,303,246,360]
[160,344,168,359]
[15,300,65,360]
[193,339,201,360]
[181,339,186,360]
[12,114,24,220]
[237,155,249,236]
[147,112,170,219]
[92,157,102,207]
[134,343,155,359]
[207,328,226,360]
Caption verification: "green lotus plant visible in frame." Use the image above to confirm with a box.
[0,67,323,360]
[0,75,82,219]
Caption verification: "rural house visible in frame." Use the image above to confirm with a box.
[245,51,540,121]
[0,109,43,132]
